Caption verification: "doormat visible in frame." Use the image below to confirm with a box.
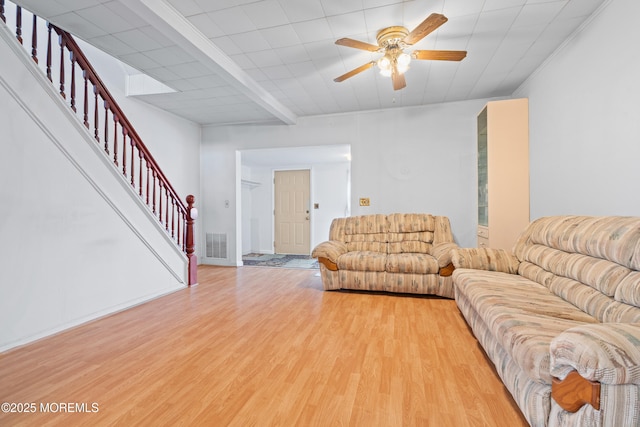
[242,253,319,269]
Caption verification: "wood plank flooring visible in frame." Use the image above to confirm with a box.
[0,266,527,426]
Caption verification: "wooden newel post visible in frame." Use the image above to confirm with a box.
[186,195,197,286]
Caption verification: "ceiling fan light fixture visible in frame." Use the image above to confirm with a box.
[333,14,466,90]
[377,55,391,72]
[397,52,411,74]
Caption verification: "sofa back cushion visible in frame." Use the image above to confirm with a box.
[328,214,387,252]
[514,216,640,322]
[387,213,436,254]
[328,213,449,254]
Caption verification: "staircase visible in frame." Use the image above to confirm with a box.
[0,1,197,351]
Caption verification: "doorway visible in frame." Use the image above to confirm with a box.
[274,169,310,255]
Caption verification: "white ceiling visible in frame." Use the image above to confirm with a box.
[12,0,606,127]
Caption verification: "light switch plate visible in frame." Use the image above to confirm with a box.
[359,198,370,206]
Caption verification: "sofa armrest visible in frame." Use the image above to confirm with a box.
[550,323,640,385]
[450,247,520,274]
[431,242,458,267]
[550,323,640,416]
[311,241,348,266]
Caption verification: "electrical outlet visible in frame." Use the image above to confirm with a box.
[359,198,370,206]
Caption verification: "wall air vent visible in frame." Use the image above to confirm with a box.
[206,233,227,259]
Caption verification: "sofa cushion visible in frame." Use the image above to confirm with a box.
[386,253,439,274]
[344,232,388,252]
[387,213,434,232]
[454,269,597,384]
[337,251,387,272]
[514,215,640,271]
[344,214,388,235]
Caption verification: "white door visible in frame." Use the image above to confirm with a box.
[274,170,310,255]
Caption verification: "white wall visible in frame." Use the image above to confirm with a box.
[201,98,489,265]
[0,23,201,351]
[514,0,640,218]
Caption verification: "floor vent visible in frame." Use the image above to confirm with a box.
[206,233,227,259]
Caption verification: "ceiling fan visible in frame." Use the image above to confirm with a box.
[334,13,467,91]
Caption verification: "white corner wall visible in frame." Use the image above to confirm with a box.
[514,0,640,218]
[201,98,489,265]
[0,24,201,351]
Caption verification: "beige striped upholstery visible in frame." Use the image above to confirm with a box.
[312,213,457,297]
[452,216,640,427]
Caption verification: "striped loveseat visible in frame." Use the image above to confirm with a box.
[452,216,640,427]
[311,213,458,297]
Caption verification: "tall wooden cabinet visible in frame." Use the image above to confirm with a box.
[477,98,529,250]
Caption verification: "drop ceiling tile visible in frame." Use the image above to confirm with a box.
[262,64,294,79]
[13,0,76,17]
[165,61,211,78]
[292,18,333,43]
[87,34,137,56]
[165,0,202,17]
[229,31,271,53]
[187,13,225,38]
[102,1,149,28]
[144,66,182,81]
[163,79,198,91]
[248,50,283,67]
[113,28,165,51]
[363,5,404,34]
[277,0,326,22]
[442,0,483,18]
[209,6,257,35]
[118,52,162,70]
[435,14,477,41]
[557,0,605,19]
[320,0,364,17]
[229,53,256,69]
[512,2,565,27]
[473,7,521,36]
[242,0,290,29]
[138,26,176,48]
[304,39,342,60]
[74,4,135,33]
[244,68,270,81]
[144,46,194,67]
[48,12,107,38]
[192,0,248,13]
[211,36,242,55]
[363,0,403,8]
[327,11,367,39]
[260,25,302,49]
[483,0,526,12]
[55,0,103,9]
[276,45,311,64]
[287,60,318,78]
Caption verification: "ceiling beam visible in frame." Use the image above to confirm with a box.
[119,0,297,125]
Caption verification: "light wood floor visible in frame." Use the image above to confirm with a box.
[0,266,527,426]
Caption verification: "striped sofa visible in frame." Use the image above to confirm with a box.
[311,213,458,297]
[452,216,640,427]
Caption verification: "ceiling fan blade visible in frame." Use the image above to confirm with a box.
[404,13,448,45]
[334,61,376,82]
[412,49,467,61]
[335,38,380,52]
[391,67,406,91]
